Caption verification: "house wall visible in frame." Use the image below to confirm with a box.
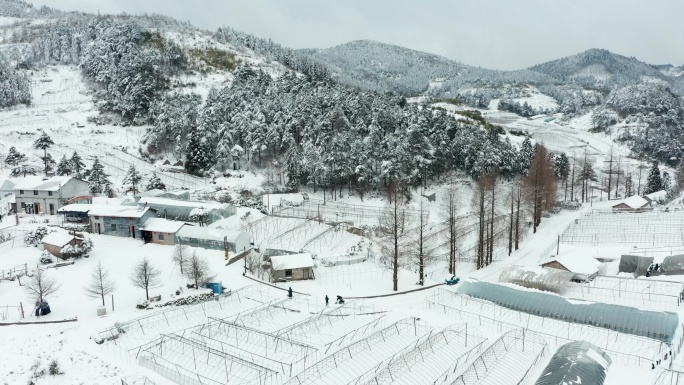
[91,210,155,239]
[234,232,251,253]
[150,232,175,245]
[271,267,313,281]
[15,179,90,214]
[43,243,63,257]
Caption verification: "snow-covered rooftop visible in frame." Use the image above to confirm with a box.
[138,197,227,210]
[615,195,650,209]
[176,226,246,242]
[58,204,94,214]
[270,253,314,270]
[87,205,152,218]
[646,190,667,201]
[41,231,76,247]
[13,176,75,191]
[142,218,188,233]
[544,254,602,275]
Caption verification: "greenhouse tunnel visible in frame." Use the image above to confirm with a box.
[534,341,611,385]
[457,281,679,344]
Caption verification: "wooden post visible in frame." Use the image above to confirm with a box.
[20,302,24,319]
[111,295,115,312]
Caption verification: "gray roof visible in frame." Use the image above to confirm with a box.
[535,341,611,385]
[458,281,679,344]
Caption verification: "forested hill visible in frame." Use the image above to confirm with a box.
[303,40,684,167]
[0,0,549,194]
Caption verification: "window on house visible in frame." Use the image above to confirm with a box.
[33,190,38,195]
[21,202,26,208]
[19,190,24,194]
[159,234,165,240]
[94,216,100,220]
[285,269,292,277]
[110,224,117,232]
[48,191,53,196]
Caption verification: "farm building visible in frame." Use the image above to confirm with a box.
[175,226,250,254]
[137,189,190,201]
[87,205,156,239]
[540,254,602,282]
[141,218,188,245]
[611,195,652,212]
[269,253,315,281]
[14,176,89,215]
[41,231,84,257]
[132,197,236,225]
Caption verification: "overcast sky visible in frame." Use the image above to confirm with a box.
[29,0,684,70]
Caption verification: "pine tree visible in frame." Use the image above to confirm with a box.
[70,151,86,178]
[122,165,142,195]
[185,127,214,176]
[11,164,37,178]
[644,162,663,195]
[662,171,672,192]
[284,137,301,189]
[40,153,55,174]
[5,146,27,167]
[87,158,111,194]
[518,137,535,174]
[56,155,71,176]
[146,172,166,191]
[33,132,54,175]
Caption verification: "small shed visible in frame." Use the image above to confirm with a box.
[141,218,188,245]
[611,195,651,212]
[269,253,315,281]
[41,231,82,257]
[540,254,602,282]
[176,226,250,254]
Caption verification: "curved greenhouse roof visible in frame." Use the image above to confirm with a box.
[458,281,679,344]
[535,341,611,385]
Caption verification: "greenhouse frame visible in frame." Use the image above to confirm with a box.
[457,281,679,343]
[134,197,237,225]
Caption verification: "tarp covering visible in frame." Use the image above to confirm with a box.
[458,281,679,344]
[534,341,611,385]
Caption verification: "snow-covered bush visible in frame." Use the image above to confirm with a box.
[60,237,94,259]
[24,227,53,246]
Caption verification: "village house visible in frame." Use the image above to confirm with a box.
[611,195,652,212]
[87,205,157,239]
[541,254,602,282]
[268,253,315,282]
[41,231,84,258]
[14,176,89,215]
[140,218,188,245]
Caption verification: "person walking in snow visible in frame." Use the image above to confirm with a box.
[325,295,329,306]
[288,287,293,299]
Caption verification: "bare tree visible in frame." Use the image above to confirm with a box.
[25,268,61,306]
[524,145,557,233]
[413,198,435,286]
[441,185,460,274]
[186,252,215,289]
[84,261,116,306]
[474,175,493,269]
[171,243,190,274]
[380,178,408,291]
[130,257,162,300]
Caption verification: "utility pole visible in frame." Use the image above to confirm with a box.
[603,148,616,200]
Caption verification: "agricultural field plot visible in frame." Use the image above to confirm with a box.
[446,329,549,385]
[357,323,490,385]
[227,296,330,334]
[97,286,280,353]
[562,276,684,312]
[425,289,667,368]
[561,210,684,247]
[284,319,436,385]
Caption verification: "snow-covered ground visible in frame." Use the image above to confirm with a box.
[0,62,678,385]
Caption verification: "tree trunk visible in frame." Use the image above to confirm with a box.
[515,185,521,250]
[489,180,495,265]
[509,186,514,256]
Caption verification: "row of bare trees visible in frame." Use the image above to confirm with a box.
[377,144,562,292]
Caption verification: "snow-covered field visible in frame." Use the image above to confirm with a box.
[0,64,680,385]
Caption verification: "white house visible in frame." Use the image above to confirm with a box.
[14,176,90,215]
[541,254,603,282]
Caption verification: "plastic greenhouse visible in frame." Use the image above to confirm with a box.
[134,197,236,225]
[457,281,679,343]
[176,226,251,254]
[534,341,612,385]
